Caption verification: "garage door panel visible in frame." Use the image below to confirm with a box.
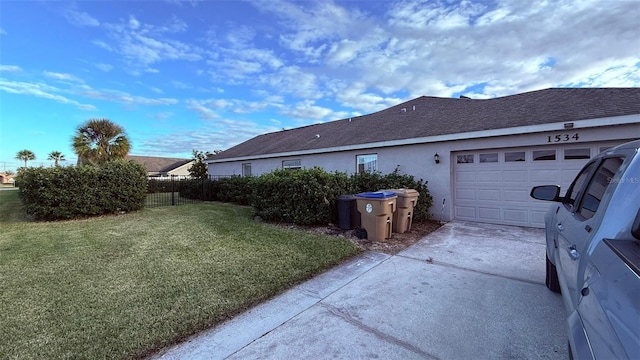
[456,188,476,201]
[477,171,500,182]
[478,207,501,221]
[503,189,528,202]
[455,206,476,219]
[504,209,527,222]
[478,189,500,201]
[531,169,561,182]
[503,170,528,182]
[456,171,477,184]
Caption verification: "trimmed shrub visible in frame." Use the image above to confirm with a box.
[147,178,173,193]
[252,167,346,225]
[217,176,255,205]
[16,161,147,220]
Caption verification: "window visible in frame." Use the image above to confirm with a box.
[505,151,526,162]
[564,162,596,210]
[578,157,624,219]
[564,148,590,160]
[479,153,498,163]
[242,163,252,177]
[533,150,556,161]
[456,154,474,164]
[282,159,302,170]
[357,154,377,173]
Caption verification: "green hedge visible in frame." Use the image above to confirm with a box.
[16,161,147,220]
[251,168,348,225]
[213,167,433,226]
[216,176,255,205]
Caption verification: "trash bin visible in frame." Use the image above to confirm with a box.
[337,194,360,230]
[382,189,419,233]
[355,191,397,242]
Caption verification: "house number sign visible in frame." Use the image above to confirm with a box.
[547,133,579,143]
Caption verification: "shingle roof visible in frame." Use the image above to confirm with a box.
[127,156,191,174]
[210,88,640,160]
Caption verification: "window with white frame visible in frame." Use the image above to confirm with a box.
[242,163,252,177]
[282,159,302,170]
[356,154,377,173]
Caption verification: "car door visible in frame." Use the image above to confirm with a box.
[575,156,637,359]
[557,158,625,307]
[553,161,598,303]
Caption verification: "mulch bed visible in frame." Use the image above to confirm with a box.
[276,220,443,255]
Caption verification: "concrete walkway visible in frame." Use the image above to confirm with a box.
[151,221,567,359]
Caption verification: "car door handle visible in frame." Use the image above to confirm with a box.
[557,223,565,231]
[567,245,580,260]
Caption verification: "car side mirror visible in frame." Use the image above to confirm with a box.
[632,209,640,240]
[530,185,562,202]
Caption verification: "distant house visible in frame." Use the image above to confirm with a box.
[127,156,193,177]
[206,88,640,228]
[0,172,14,185]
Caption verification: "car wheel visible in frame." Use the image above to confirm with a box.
[546,254,561,293]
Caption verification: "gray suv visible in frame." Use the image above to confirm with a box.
[530,139,639,359]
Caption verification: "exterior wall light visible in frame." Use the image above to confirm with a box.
[434,153,440,164]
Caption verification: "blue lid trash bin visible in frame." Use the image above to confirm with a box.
[337,195,360,230]
[354,191,397,242]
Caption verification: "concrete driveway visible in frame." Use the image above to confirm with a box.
[152,221,567,359]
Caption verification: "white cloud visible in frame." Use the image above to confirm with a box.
[63,8,100,27]
[151,112,174,120]
[0,79,95,110]
[96,15,203,70]
[138,117,280,155]
[43,71,84,83]
[128,15,140,29]
[278,100,336,120]
[259,66,323,99]
[94,63,114,72]
[0,28,6,35]
[185,99,219,119]
[165,0,203,7]
[92,40,113,51]
[0,65,22,72]
[80,87,178,106]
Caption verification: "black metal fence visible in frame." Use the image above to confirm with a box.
[145,175,233,208]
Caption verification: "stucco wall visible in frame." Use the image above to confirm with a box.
[208,121,639,221]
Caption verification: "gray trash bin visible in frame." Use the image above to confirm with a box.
[337,194,360,230]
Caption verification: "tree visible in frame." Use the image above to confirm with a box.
[72,119,130,166]
[47,151,66,167]
[15,149,35,167]
[188,149,208,179]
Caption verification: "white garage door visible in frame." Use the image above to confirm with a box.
[453,142,620,228]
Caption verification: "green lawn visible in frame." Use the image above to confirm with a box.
[0,190,361,359]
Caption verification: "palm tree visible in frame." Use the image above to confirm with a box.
[15,149,36,167]
[47,151,66,167]
[72,119,131,166]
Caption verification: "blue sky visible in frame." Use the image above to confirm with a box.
[1,0,639,172]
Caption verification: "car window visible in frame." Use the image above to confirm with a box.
[564,162,596,210]
[578,157,624,219]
